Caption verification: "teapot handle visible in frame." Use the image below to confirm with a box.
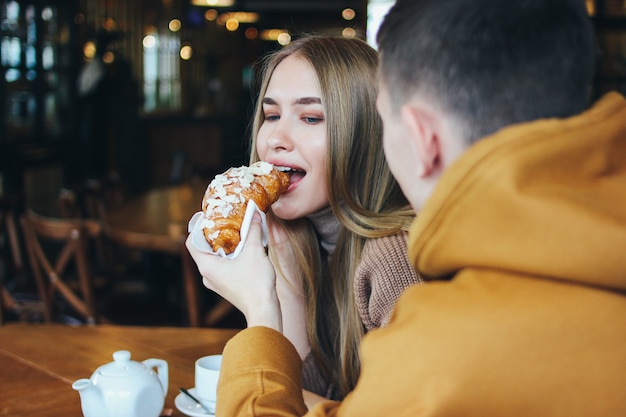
[143,358,169,397]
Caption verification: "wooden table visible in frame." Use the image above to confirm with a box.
[0,322,239,416]
[105,184,233,327]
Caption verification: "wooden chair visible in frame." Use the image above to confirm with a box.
[1,197,22,323]
[20,211,106,324]
[57,187,82,218]
[99,172,128,211]
[1,196,45,324]
[58,173,128,224]
[57,180,121,269]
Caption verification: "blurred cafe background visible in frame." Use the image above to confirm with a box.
[1,0,626,327]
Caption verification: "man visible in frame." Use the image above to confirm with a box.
[186,0,626,415]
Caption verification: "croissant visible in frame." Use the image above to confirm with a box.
[201,161,290,254]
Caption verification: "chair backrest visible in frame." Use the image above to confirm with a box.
[59,174,127,223]
[20,211,103,324]
[58,187,82,218]
[82,179,109,222]
[58,181,114,268]
[58,182,106,221]
[1,196,25,323]
[0,196,24,272]
[100,172,128,210]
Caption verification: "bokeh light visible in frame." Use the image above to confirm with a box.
[83,41,96,59]
[190,0,234,6]
[41,7,53,21]
[180,45,193,60]
[103,18,116,31]
[245,27,258,40]
[168,19,181,32]
[225,18,239,31]
[342,27,356,38]
[342,8,356,20]
[102,51,115,64]
[143,35,156,48]
[277,32,291,46]
[205,9,218,21]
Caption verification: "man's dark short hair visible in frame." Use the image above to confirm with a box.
[377,0,595,143]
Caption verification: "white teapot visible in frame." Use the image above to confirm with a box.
[72,350,169,417]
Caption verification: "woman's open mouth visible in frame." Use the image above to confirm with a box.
[276,166,306,191]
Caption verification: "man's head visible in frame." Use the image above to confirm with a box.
[376,0,595,210]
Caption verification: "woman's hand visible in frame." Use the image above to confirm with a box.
[302,389,329,410]
[268,217,310,359]
[185,213,282,331]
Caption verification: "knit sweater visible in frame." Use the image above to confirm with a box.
[301,206,421,399]
[216,92,626,417]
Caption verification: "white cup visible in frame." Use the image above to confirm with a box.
[195,354,222,414]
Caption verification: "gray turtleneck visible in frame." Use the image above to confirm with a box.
[306,205,341,255]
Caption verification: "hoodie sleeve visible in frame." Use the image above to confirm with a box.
[217,326,340,417]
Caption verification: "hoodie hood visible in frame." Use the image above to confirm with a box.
[409,92,626,292]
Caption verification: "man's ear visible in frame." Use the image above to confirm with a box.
[400,104,440,177]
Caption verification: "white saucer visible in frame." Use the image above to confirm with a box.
[175,387,215,417]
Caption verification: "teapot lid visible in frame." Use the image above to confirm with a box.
[98,350,145,377]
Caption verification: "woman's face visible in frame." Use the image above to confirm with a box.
[256,54,329,220]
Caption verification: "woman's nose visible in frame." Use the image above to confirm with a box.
[266,121,293,151]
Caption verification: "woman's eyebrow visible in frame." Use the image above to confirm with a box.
[262,97,277,105]
[261,97,321,105]
[294,97,321,105]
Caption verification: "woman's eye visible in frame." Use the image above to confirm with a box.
[303,116,323,124]
[264,114,280,122]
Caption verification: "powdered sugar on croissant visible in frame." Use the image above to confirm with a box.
[200,161,290,254]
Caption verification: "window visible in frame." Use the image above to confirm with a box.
[367,0,394,49]
[1,0,66,140]
[142,29,181,112]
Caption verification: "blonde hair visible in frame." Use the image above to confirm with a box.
[249,35,414,397]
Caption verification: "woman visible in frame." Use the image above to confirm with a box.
[188,35,421,403]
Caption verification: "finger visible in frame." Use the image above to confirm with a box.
[244,212,265,249]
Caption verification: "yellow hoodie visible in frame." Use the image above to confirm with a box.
[217,93,626,417]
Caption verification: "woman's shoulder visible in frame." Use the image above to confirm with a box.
[357,231,422,292]
[355,232,423,330]
[362,232,412,263]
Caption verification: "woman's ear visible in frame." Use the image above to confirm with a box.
[400,104,441,177]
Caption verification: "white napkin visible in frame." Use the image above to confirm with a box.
[187,200,269,259]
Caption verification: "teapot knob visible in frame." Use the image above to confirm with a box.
[113,350,131,363]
